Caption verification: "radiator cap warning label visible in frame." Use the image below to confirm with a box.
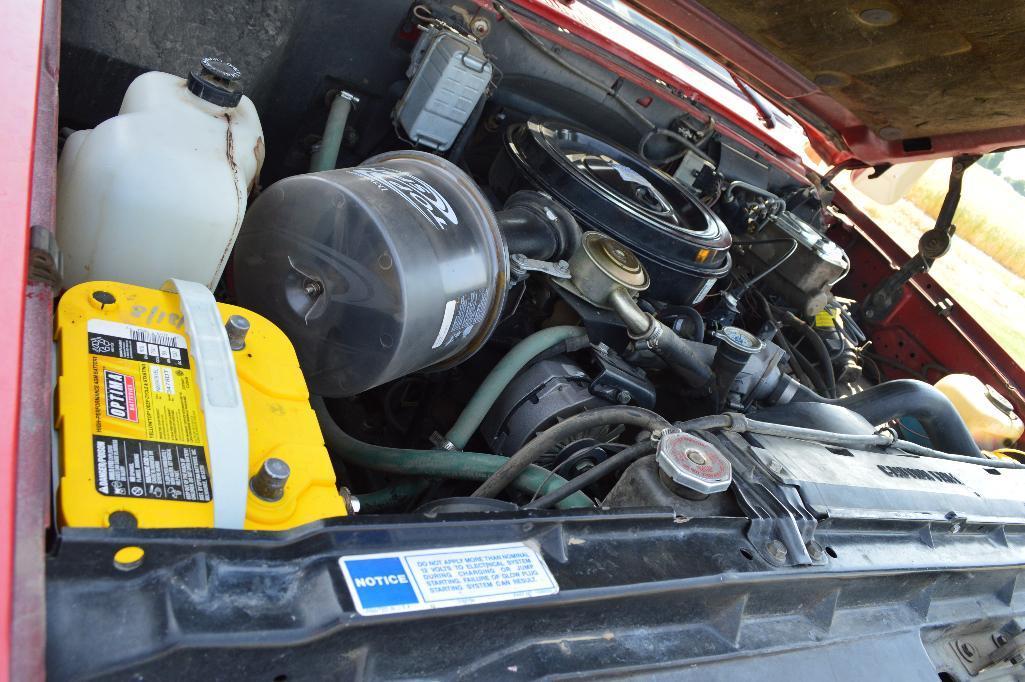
[338,542,558,616]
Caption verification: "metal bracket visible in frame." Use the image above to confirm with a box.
[509,254,570,283]
[953,619,1025,675]
[861,153,980,322]
[28,225,61,289]
[706,430,823,567]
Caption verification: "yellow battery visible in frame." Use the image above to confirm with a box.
[55,281,348,530]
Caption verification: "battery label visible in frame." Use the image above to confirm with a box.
[88,319,190,368]
[338,542,559,616]
[93,435,211,501]
[103,370,138,422]
[86,319,205,501]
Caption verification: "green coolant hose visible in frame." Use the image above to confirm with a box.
[313,398,594,510]
[444,325,589,449]
[356,479,430,512]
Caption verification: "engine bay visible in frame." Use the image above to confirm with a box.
[52,0,1025,544]
[41,1,1025,678]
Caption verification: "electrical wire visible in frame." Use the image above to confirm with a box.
[639,127,713,165]
[732,235,798,296]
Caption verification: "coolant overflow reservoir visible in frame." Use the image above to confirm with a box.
[56,57,264,290]
[934,374,1023,450]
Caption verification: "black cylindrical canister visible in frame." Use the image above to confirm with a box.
[233,151,508,396]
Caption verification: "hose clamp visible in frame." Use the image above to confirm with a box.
[640,316,663,351]
[430,431,457,451]
[651,426,680,442]
[875,426,898,445]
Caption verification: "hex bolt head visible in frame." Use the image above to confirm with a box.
[766,539,788,562]
[225,315,251,351]
[806,541,825,561]
[250,458,290,502]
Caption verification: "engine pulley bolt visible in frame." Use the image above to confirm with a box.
[250,457,290,502]
[225,315,251,351]
[766,539,788,562]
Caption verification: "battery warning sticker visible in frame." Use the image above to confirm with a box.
[338,542,559,616]
[93,435,211,501]
[86,319,206,501]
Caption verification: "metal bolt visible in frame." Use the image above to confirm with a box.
[470,16,491,37]
[959,641,978,659]
[250,458,290,502]
[304,279,324,298]
[766,539,788,562]
[945,510,964,534]
[615,390,632,404]
[806,541,824,561]
[686,448,707,465]
[225,315,251,351]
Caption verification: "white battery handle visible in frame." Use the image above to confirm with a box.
[164,279,249,529]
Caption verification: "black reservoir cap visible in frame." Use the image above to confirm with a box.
[187,57,243,107]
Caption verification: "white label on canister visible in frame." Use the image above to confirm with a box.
[432,299,457,349]
[441,287,490,348]
[347,167,459,230]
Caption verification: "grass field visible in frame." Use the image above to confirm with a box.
[835,164,1025,368]
[904,161,1025,280]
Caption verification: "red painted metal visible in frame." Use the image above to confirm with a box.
[0,0,47,677]
[617,0,1025,166]
[12,0,59,679]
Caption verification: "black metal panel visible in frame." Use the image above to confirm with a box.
[48,509,1025,680]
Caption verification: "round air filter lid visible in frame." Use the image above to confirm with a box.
[502,119,732,303]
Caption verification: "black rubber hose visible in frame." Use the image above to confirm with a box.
[524,440,656,510]
[651,324,715,386]
[778,310,837,398]
[791,379,982,457]
[524,414,733,509]
[471,405,671,499]
[496,191,582,261]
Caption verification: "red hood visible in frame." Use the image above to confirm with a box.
[620,0,1025,166]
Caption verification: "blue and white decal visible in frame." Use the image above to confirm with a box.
[338,542,558,616]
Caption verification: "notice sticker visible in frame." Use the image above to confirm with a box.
[338,542,558,616]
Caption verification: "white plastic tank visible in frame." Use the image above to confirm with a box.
[57,57,264,290]
[934,374,1024,450]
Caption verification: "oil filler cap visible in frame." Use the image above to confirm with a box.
[656,429,731,497]
[187,56,243,107]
